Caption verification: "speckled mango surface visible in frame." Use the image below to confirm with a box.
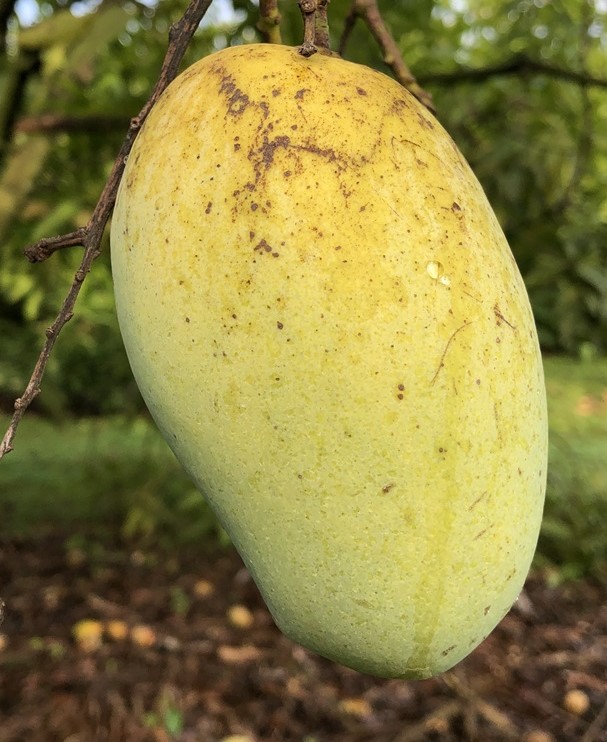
[110,44,548,679]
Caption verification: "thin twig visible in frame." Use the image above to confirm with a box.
[442,673,520,740]
[0,0,214,460]
[15,113,128,134]
[25,229,87,262]
[392,701,461,741]
[338,1,357,56]
[417,56,607,89]
[257,0,282,44]
[339,0,434,112]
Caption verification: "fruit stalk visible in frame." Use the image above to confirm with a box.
[298,0,319,57]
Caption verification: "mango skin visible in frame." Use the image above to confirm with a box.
[110,44,548,679]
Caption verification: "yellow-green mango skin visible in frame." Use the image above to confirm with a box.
[110,44,548,679]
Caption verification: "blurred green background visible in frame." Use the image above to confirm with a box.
[0,0,606,581]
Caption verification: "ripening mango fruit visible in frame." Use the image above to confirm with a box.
[110,44,548,679]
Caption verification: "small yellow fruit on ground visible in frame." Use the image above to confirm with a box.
[72,619,103,652]
[130,624,157,648]
[522,731,555,742]
[338,697,373,718]
[563,688,590,715]
[193,578,215,598]
[227,604,255,629]
[105,620,129,641]
[111,44,548,679]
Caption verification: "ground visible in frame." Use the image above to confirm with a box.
[0,534,605,742]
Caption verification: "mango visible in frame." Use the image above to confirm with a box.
[110,44,548,679]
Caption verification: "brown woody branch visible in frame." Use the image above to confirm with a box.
[417,55,607,90]
[258,0,282,45]
[15,113,128,134]
[340,0,434,112]
[0,0,214,460]
[26,229,87,262]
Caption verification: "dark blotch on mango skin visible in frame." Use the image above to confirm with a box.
[219,72,251,116]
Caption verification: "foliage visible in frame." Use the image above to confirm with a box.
[1,358,605,580]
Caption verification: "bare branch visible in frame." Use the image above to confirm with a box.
[339,0,434,112]
[337,1,357,56]
[417,55,607,90]
[25,229,87,262]
[15,113,128,134]
[258,0,282,45]
[0,0,214,460]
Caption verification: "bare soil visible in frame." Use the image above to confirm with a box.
[0,533,605,742]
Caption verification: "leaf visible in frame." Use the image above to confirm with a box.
[163,707,184,736]
[0,136,50,239]
[67,7,131,83]
[576,264,607,294]
[19,10,85,51]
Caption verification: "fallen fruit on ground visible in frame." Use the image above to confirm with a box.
[110,44,548,679]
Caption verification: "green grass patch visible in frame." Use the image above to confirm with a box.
[1,356,606,579]
[0,414,222,548]
[540,356,607,581]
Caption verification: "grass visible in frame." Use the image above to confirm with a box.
[539,356,607,580]
[0,414,221,548]
[1,356,606,579]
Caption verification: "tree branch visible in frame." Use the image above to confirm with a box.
[15,113,128,134]
[0,0,214,460]
[417,56,607,89]
[0,51,40,154]
[314,0,330,50]
[339,0,434,112]
[257,0,282,45]
[0,0,18,54]
[25,229,87,262]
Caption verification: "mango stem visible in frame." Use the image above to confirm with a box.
[298,0,332,57]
